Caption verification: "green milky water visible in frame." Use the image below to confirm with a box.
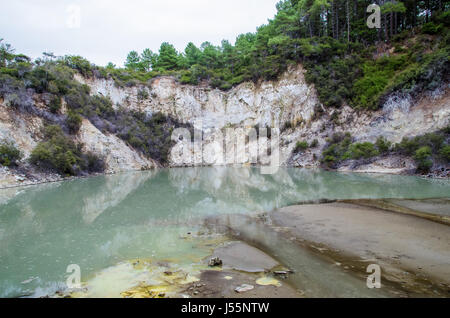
[0,167,449,297]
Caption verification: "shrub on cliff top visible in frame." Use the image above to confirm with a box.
[63,55,93,77]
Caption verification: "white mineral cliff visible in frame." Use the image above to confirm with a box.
[75,65,318,130]
[77,65,450,170]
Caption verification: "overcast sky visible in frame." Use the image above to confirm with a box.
[0,0,279,67]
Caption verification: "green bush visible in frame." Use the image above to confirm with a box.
[66,111,82,134]
[304,46,361,108]
[320,132,353,165]
[395,132,445,155]
[440,145,450,162]
[310,139,319,148]
[443,125,450,134]
[30,125,104,176]
[0,140,23,166]
[344,142,379,160]
[421,22,443,35]
[323,155,336,164]
[63,56,93,77]
[64,87,90,111]
[294,141,309,152]
[30,125,79,175]
[414,146,433,173]
[434,11,450,27]
[352,54,409,109]
[137,88,150,101]
[90,95,115,117]
[84,151,106,173]
[395,137,420,155]
[48,95,62,113]
[375,137,392,154]
[319,128,448,172]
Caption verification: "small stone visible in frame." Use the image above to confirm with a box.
[235,284,254,293]
[208,257,223,267]
[273,271,288,276]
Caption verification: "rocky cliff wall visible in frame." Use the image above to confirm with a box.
[78,65,449,172]
[1,64,449,188]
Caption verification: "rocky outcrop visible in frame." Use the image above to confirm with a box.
[0,100,43,158]
[76,119,158,174]
[76,65,318,130]
[284,88,450,175]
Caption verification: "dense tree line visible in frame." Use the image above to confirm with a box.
[120,1,448,109]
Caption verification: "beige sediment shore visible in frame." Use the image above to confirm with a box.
[58,200,450,298]
[270,202,450,291]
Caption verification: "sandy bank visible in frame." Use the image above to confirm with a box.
[271,202,450,288]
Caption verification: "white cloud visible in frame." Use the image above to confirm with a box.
[0,0,279,66]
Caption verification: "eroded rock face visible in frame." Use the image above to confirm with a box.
[0,102,43,158]
[76,65,318,130]
[76,119,158,174]
[77,66,319,167]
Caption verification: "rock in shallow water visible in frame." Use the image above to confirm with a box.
[234,284,254,293]
[208,257,223,267]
